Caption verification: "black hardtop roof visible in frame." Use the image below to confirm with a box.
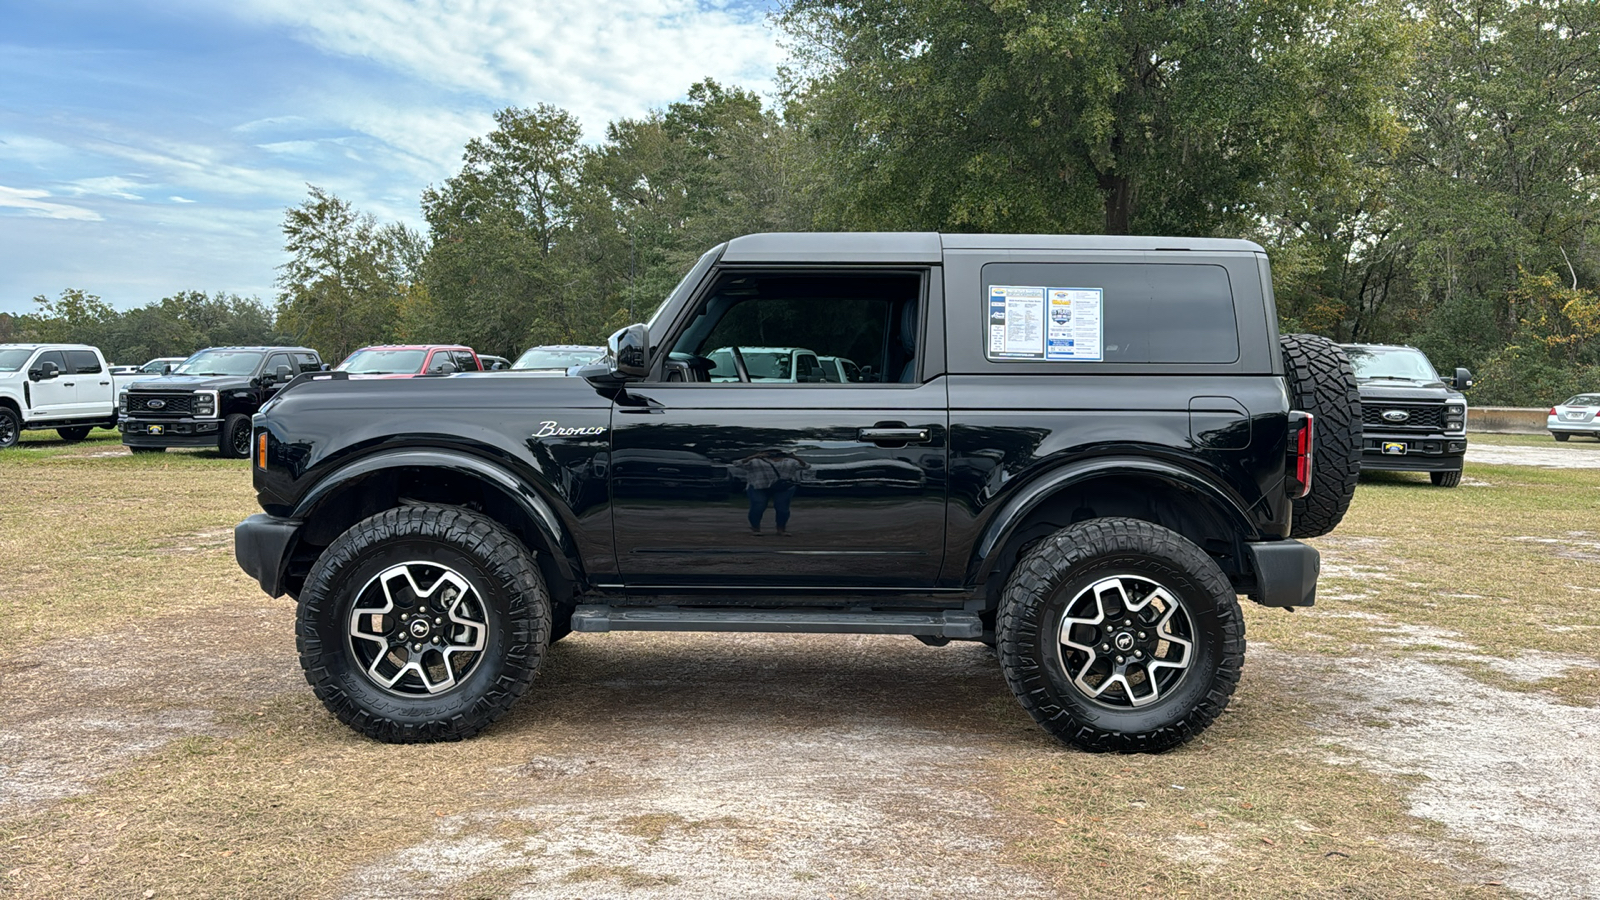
[720,232,1266,263]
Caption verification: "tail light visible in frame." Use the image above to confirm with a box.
[1550,407,1558,416]
[1287,411,1313,499]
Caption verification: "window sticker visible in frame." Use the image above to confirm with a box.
[988,285,1103,361]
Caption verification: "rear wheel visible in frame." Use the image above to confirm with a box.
[1554,432,1570,442]
[296,506,551,743]
[997,518,1243,753]
[219,413,252,458]
[1280,333,1361,538]
[57,425,92,442]
[1431,470,1462,487]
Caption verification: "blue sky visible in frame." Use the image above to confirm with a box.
[0,0,783,314]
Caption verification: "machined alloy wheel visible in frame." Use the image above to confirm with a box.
[998,517,1243,753]
[297,505,551,743]
[346,562,490,695]
[1057,574,1194,708]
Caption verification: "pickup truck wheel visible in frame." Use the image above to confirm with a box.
[0,407,19,448]
[1280,333,1361,539]
[1430,470,1462,488]
[219,413,252,458]
[997,517,1243,753]
[296,506,551,743]
[57,425,92,443]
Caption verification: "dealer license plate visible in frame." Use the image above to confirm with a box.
[1381,441,1406,455]
[147,425,164,435]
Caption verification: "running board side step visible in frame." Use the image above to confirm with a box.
[570,605,983,638]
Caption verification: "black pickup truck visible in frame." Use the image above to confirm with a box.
[1339,343,1471,487]
[235,233,1361,752]
[121,346,322,457]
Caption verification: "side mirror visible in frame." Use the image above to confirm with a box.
[430,361,458,375]
[1454,367,1473,390]
[613,323,649,379]
[491,362,506,371]
[275,364,295,383]
[319,363,331,372]
[162,364,174,375]
[32,361,60,381]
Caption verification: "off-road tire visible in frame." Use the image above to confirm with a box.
[997,517,1244,754]
[0,407,19,449]
[1280,333,1361,538]
[130,446,165,454]
[1554,432,1570,442]
[218,413,252,459]
[296,505,551,743]
[57,425,92,442]
[1431,470,1462,488]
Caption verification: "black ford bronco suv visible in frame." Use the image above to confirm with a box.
[235,233,1361,752]
[1339,343,1472,488]
[122,346,322,457]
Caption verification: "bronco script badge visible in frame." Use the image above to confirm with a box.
[533,421,606,438]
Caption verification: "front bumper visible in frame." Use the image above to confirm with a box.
[1244,540,1319,608]
[235,513,302,597]
[120,416,221,448]
[1357,431,1466,474]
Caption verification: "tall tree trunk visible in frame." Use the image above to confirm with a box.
[1100,171,1133,235]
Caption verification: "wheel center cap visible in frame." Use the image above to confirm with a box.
[1114,631,1136,652]
[409,619,431,639]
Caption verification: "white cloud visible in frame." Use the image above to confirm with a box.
[238,0,785,136]
[0,185,102,221]
[62,176,146,200]
[169,196,197,203]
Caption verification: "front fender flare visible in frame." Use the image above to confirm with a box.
[290,448,580,583]
[967,456,1260,587]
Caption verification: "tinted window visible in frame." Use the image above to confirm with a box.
[66,350,102,374]
[981,263,1239,364]
[293,352,319,373]
[452,351,479,371]
[266,354,292,376]
[35,350,67,373]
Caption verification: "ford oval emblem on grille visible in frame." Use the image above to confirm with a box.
[1382,409,1409,423]
[147,399,166,409]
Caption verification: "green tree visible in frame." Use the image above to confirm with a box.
[780,0,1409,236]
[277,186,419,361]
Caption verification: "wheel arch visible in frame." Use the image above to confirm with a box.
[283,450,581,599]
[968,458,1259,605]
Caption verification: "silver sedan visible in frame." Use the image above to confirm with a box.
[1549,394,1600,441]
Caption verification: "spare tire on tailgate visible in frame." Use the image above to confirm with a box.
[1280,333,1361,538]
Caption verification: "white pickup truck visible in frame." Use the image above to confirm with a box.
[0,343,154,448]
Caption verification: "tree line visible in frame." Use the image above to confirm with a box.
[9,1,1598,405]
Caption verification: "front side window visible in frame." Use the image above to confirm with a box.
[666,270,923,384]
[34,350,67,373]
[176,350,264,377]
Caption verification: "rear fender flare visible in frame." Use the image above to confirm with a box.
[290,449,580,583]
[967,456,1259,588]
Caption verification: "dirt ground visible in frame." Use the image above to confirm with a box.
[4,434,1599,897]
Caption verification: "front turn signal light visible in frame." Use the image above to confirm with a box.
[257,431,268,470]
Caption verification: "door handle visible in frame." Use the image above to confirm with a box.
[62,381,75,387]
[858,427,930,445]
[100,381,110,385]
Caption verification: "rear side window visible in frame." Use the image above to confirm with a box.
[66,350,102,374]
[982,263,1239,364]
[293,352,319,373]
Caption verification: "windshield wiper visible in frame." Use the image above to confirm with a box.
[1359,375,1421,381]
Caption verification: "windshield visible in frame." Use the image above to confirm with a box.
[0,349,33,373]
[141,358,181,374]
[513,348,604,370]
[337,349,428,374]
[1345,347,1439,382]
[174,350,263,377]
[1565,395,1600,408]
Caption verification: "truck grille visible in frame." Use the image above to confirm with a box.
[1362,402,1444,431]
[128,393,195,416]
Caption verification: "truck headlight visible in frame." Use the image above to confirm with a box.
[194,391,217,418]
[1445,403,1466,433]
[118,391,127,415]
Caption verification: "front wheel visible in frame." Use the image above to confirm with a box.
[296,506,551,743]
[997,518,1244,753]
[1431,470,1462,487]
[219,413,252,458]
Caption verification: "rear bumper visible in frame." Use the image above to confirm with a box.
[235,513,302,598]
[1244,540,1318,608]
